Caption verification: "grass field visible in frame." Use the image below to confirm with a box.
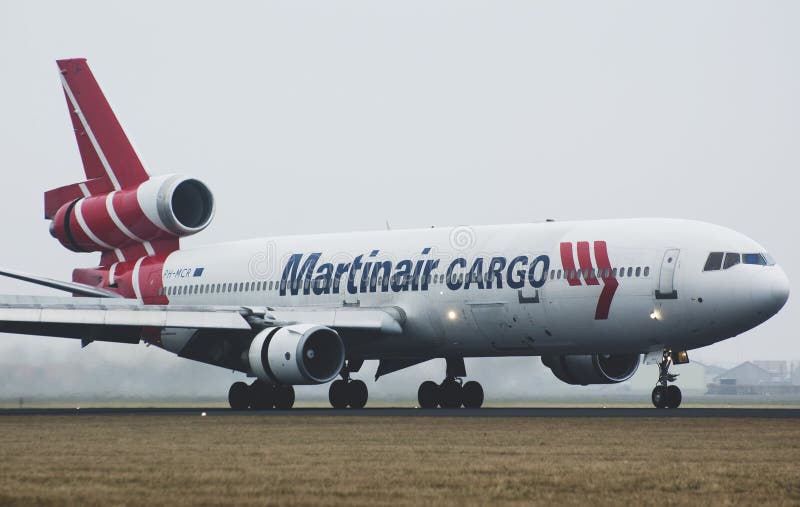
[0,415,798,506]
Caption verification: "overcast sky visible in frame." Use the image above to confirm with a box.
[0,1,797,398]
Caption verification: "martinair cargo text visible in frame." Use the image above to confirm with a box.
[0,59,789,409]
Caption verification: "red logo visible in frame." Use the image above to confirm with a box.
[560,241,618,320]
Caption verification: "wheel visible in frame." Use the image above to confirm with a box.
[347,379,368,409]
[274,384,295,409]
[439,379,463,408]
[418,381,439,409]
[249,380,275,409]
[462,381,484,408]
[666,385,682,408]
[329,379,349,409]
[228,381,250,410]
[651,386,668,408]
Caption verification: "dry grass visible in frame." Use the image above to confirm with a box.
[0,415,798,506]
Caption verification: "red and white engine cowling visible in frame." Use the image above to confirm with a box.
[50,174,214,253]
[248,324,345,385]
[541,353,640,385]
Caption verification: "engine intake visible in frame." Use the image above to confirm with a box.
[248,324,345,385]
[542,353,640,385]
[50,174,215,253]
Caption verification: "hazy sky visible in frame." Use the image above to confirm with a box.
[0,2,797,397]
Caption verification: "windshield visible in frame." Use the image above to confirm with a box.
[704,251,774,271]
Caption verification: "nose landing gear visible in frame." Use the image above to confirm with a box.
[651,349,685,408]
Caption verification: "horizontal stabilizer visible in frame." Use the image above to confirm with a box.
[0,267,122,298]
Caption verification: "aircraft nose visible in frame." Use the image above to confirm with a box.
[771,267,790,310]
[753,267,790,318]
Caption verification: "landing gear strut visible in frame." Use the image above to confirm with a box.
[329,359,368,409]
[417,357,484,409]
[228,380,295,410]
[651,349,683,409]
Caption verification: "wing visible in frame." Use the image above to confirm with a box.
[0,295,404,344]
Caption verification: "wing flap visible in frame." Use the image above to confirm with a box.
[266,306,404,335]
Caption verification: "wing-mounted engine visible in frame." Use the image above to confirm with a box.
[49,174,214,254]
[248,324,345,385]
[542,353,640,385]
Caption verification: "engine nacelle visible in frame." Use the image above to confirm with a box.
[542,353,640,385]
[50,174,214,253]
[248,324,345,385]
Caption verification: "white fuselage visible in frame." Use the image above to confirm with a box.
[158,218,789,359]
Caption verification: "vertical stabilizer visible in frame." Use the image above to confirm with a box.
[45,58,150,218]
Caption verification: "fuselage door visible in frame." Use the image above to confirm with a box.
[655,249,680,300]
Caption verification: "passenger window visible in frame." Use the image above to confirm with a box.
[643,267,650,277]
[612,268,617,277]
[704,252,724,271]
[626,267,632,277]
[635,267,641,277]
[723,253,740,269]
[269,281,273,290]
[549,270,554,280]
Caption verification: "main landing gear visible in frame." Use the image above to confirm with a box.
[228,379,295,410]
[418,357,484,409]
[328,359,368,409]
[651,349,685,409]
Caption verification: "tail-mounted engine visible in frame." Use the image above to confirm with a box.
[542,353,640,385]
[49,174,214,254]
[248,324,345,385]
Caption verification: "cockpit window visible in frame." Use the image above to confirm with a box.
[742,253,772,266]
[723,253,741,269]
[703,252,724,271]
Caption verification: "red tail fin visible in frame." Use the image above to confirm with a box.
[44,58,149,218]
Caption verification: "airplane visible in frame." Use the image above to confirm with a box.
[0,58,790,410]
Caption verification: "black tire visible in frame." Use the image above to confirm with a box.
[228,381,250,410]
[348,379,368,409]
[329,379,348,409]
[274,385,295,409]
[250,380,275,410]
[439,380,463,409]
[418,381,439,409]
[651,386,668,408]
[462,381,484,408]
[666,385,682,409]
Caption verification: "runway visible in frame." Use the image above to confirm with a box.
[1,407,798,418]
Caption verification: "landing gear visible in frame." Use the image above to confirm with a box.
[328,359,368,409]
[228,381,250,410]
[227,380,295,410]
[417,358,484,409]
[328,379,368,409]
[651,349,683,408]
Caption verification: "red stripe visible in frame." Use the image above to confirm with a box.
[560,242,581,286]
[80,195,130,247]
[577,241,599,286]
[138,254,169,305]
[593,241,618,320]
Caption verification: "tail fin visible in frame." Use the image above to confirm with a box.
[44,58,149,218]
